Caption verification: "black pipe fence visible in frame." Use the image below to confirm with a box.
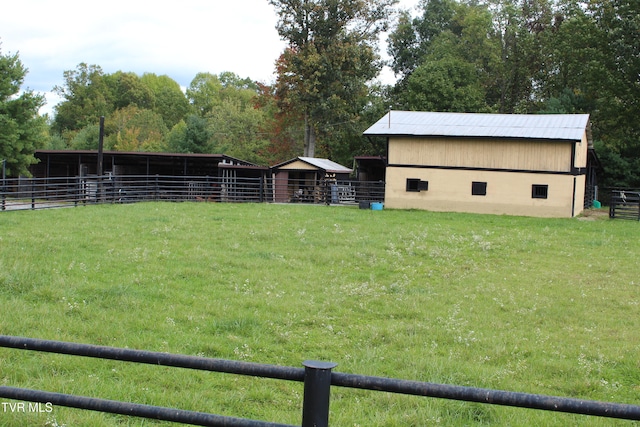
[0,175,385,211]
[1,335,639,426]
[609,190,640,220]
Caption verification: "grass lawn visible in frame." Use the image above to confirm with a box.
[0,203,638,426]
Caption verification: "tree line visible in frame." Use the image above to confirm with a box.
[1,0,638,187]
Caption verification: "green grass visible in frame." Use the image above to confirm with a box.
[0,203,638,426]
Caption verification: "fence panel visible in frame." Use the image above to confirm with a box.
[2,175,385,210]
[1,335,639,426]
[609,190,640,220]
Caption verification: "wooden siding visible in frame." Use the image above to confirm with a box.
[278,160,318,171]
[389,137,575,172]
[573,134,588,169]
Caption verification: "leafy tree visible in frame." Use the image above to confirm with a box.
[187,73,224,117]
[166,120,188,153]
[388,0,457,79]
[187,72,258,118]
[405,45,488,111]
[253,82,305,164]
[594,141,640,188]
[184,71,270,160]
[141,73,190,129]
[169,114,212,153]
[380,0,640,187]
[69,124,101,150]
[0,47,47,176]
[218,71,259,108]
[43,134,68,150]
[389,0,499,112]
[590,0,640,161]
[207,98,270,164]
[539,88,589,114]
[106,71,155,111]
[107,106,169,152]
[52,63,111,134]
[270,0,397,158]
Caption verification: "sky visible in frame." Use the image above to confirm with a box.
[1,0,421,116]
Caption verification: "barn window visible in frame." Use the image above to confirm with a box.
[472,181,487,196]
[406,178,428,192]
[532,184,548,199]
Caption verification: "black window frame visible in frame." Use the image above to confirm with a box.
[471,181,487,196]
[532,184,549,199]
[406,178,428,192]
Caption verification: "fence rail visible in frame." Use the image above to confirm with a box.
[609,190,640,220]
[1,335,639,426]
[0,175,385,211]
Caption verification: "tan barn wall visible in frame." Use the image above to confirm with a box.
[574,174,586,214]
[278,160,317,170]
[389,137,574,172]
[385,167,585,217]
[573,133,589,169]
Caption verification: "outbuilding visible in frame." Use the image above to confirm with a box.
[29,150,269,203]
[31,150,263,178]
[364,111,596,217]
[270,157,353,203]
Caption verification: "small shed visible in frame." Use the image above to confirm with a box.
[364,111,595,217]
[271,157,352,203]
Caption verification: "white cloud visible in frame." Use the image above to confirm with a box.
[2,0,420,115]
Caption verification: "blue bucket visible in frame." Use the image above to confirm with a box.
[371,202,384,211]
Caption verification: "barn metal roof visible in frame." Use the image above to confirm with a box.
[272,157,353,173]
[298,157,352,173]
[363,111,591,141]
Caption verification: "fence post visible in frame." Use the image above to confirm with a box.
[301,360,337,427]
[259,176,264,203]
[1,159,5,211]
[31,179,36,210]
[609,190,615,218]
[76,177,82,207]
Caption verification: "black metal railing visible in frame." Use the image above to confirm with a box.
[609,190,640,220]
[0,175,385,211]
[0,336,639,426]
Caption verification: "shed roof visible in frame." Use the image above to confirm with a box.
[32,150,266,179]
[363,111,591,142]
[35,150,259,166]
[272,157,352,174]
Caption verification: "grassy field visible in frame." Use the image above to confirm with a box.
[0,202,638,426]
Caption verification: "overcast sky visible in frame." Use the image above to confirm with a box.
[1,0,420,115]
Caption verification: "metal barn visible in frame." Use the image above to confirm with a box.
[364,111,596,218]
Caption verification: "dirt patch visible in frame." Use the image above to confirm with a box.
[578,208,609,220]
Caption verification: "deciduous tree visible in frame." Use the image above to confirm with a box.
[270,0,397,158]
[141,73,190,129]
[0,47,46,176]
[52,63,111,134]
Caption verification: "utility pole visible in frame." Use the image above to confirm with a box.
[97,116,105,176]
[97,117,105,201]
